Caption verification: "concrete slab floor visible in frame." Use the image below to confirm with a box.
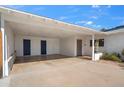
[0,55,124,87]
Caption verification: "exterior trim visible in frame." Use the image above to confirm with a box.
[0,13,8,77]
[0,32,2,78]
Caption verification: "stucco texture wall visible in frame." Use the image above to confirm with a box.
[15,35,60,57]
[5,22,15,59]
[5,22,15,74]
[105,33,124,54]
[83,35,106,56]
[60,36,76,56]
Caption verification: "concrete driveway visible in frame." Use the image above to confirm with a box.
[0,55,124,87]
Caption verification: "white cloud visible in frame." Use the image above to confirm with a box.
[58,16,68,20]
[92,24,101,28]
[58,15,78,21]
[92,5,100,8]
[75,20,101,29]
[90,16,98,19]
[86,21,93,25]
[75,21,86,24]
[92,5,111,9]
[75,20,93,25]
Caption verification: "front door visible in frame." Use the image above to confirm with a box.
[77,40,82,56]
[23,39,31,56]
[41,40,47,55]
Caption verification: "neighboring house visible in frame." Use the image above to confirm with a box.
[0,7,124,78]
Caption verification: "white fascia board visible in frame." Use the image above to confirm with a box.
[102,29,124,35]
[0,6,99,35]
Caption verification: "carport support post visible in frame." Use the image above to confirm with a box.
[92,34,95,61]
[0,13,8,77]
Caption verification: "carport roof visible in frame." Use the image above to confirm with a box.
[0,6,105,37]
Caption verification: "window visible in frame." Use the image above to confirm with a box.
[90,40,96,47]
[90,39,104,47]
[99,39,104,47]
[90,40,92,47]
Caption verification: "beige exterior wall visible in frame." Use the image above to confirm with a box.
[15,35,60,57]
[60,35,106,57]
[0,32,2,77]
[5,22,15,74]
[82,35,106,56]
[75,36,87,56]
[4,20,124,60]
[5,24,124,59]
[82,32,124,56]
[60,36,77,56]
[5,22,15,59]
[105,33,124,54]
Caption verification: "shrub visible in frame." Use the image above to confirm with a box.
[101,52,122,62]
[121,49,124,56]
[111,52,121,58]
[108,55,121,62]
[101,52,109,59]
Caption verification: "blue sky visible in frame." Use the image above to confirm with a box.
[2,5,124,30]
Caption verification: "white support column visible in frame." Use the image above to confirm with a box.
[0,13,8,77]
[92,34,95,61]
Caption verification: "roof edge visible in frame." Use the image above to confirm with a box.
[0,6,99,33]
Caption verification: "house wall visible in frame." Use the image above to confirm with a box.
[83,33,124,56]
[59,35,106,57]
[0,32,2,77]
[83,36,92,56]
[0,14,2,77]
[83,35,106,56]
[105,33,124,54]
[75,36,87,56]
[60,36,77,56]
[5,23,15,59]
[15,35,60,56]
[5,22,15,73]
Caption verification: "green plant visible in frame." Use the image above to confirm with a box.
[108,55,121,62]
[121,49,124,56]
[101,52,122,62]
[101,52,109,59]
[112,52,121,58]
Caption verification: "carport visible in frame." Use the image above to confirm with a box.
[0,7,103,78]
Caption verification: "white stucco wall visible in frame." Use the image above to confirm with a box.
[75,36,86,56]
[60,35,105,57]
[83,35,106,56]
[5,22,15,73]
[60,36,76,56]
[83,36,92,56]
[83,32,124,56]
[6,23,124,59]
[15,35,60,56]
[105,33,124,54]
[5,23,15,59]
